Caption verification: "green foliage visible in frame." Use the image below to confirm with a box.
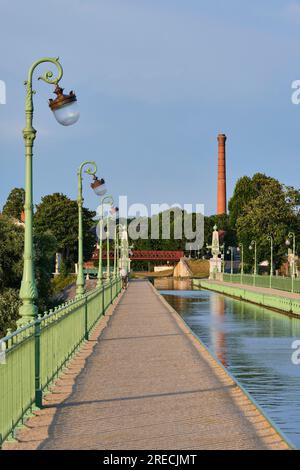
[0,288,21,338]
[51,274,76,296]
[0,215,58,335]
[0,215,24,290]
[34,193,96,270]
[2,188,25,221]
[34,230,57,311]
[228,173,278,227]
[233,176,299,269]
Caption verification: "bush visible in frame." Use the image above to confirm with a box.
[51,274,76,296]
[0,289,21,338]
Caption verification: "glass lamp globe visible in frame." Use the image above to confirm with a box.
[91,177,107,196]
[49,85,79,126]
[95,183,107,196]
[285,239,291,246]
[53,101,80,126]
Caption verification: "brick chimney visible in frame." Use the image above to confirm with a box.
[217,133,227,215]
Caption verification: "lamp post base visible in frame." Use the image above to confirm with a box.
[17,302,38,327]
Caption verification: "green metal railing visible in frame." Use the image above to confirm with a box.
[223,273,300,294]
[0,277,121,447]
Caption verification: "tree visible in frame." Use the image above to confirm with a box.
[2,188,25,220]
[0,215,57,336]
[34,230,57,312]
[0,215,24,290]
[0,289,21,338]
[236,180,296,270]
[34,193,96,272]
[228,173,279,227]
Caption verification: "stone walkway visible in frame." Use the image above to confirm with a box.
[5,280,290,450]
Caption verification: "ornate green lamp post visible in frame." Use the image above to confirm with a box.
[18,57,79,326]
[267,235,273,288]
[114,224,124,278]
[76,161,98,297]
[97,214,104,287]
[109,206,119,279]
[97,195,114,283]
[238,243,244,282]
[113,225,118,278]
[227,247,234,280]
[286,232,296,293]
[221,243,225,274]
[249,240,257,286]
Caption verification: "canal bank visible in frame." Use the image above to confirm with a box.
[194,279,300,317]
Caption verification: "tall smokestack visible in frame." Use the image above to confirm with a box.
[217,133,227,215]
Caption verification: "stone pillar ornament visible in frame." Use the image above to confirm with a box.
[208,225,222,279]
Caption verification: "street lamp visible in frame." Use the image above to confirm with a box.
[286,232,296,293]
[18,57,79,326]
[227,247,234,279]
[267,235,273,288]
[238,243,244,281]
[76,161,98,297]
[114,223,125,278]
[249,240,257,286]
[91,176,107,196]
[221,243,225,274]
[109,207,119,280]
[97,195,114,285]
[49,85,79,126]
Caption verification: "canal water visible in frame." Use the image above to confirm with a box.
[155,278,300,449]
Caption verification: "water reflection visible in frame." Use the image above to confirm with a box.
[160,288,300,449]
[153,278,192,291]
[210,295,227,367]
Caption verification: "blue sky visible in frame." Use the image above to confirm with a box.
[1,0,300,216]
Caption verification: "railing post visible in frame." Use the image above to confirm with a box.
[34,317,42,408]
[84,295,89,340]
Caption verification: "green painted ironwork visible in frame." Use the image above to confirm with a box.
[194,278,300,319]
[19,58,64,326]
[238,243,244,282]
[223,273,300,294]
[97,196,114,287]
[76,161,97,297]
[0,278,121,447]
[267,235,273,289]
[286,232,296,293]
[249,240,257,285]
